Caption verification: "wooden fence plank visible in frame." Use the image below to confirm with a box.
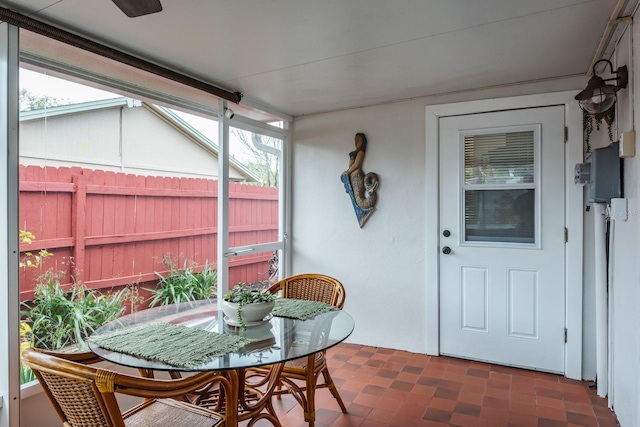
[123,173,138,279]
[168,176,180,264]
[101,171,117,284]
[72,173,86,284]
[112,172,128,282]
[87,169,105,283]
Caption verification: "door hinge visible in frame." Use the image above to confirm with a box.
[564,227,568,243]
[564,328,568,343]
[564,127,568,143]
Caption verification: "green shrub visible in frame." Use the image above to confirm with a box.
[20,322,36,384]
[20,271,127,351]
[148,257,218,307]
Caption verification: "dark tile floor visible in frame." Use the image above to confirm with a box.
[253,343,620,427]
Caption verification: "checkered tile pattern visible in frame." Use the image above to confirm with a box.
[251,343,620,427]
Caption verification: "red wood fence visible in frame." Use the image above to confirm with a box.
[18,166,279,302]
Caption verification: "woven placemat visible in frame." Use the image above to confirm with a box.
[91,323,253,368]
[271,298,335,320]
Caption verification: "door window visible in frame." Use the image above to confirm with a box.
[463,129,537,244]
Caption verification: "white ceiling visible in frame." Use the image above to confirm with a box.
[0,0,628,117]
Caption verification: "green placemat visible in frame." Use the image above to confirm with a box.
[272,298,335,320]
[91,323,253,368]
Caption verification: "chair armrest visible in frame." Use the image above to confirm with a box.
[112,370,235,401]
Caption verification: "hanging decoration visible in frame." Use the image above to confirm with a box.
[583,108,615,153]
[340,133,379,228]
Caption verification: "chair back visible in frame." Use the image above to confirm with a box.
[23,348,225,427]
[267,273,346,308]
[23,348,121,427]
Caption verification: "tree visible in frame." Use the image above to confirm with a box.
[19,89,71,112]
[231,128,281,187]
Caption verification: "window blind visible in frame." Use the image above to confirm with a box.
[464,131,534,185]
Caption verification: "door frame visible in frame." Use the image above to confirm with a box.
[425,91,583,379]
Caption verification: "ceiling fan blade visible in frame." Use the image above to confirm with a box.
[112,0,162,18]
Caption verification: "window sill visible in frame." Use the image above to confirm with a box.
[20,381,42,399]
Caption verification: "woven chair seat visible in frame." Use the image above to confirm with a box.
[283,352,324,372]
[124,398,222,427]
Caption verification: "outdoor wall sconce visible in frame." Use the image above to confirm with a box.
[575,59,628,114]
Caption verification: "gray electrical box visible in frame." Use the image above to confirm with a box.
[588,141,622,204]
[574,162,590,184]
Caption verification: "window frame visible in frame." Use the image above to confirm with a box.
[0,22,21,427]
[216,101,289,301]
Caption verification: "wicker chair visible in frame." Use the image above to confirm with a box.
[259,273,347,426]
[23,348,225,427]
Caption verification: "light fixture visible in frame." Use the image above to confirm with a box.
[575,59,628,114]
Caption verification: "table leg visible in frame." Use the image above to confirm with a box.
[219,370,240,426]
[238,362,286,426]
[169,363,285,426]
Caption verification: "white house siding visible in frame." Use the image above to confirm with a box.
[20,107,122,168]
[122,106,226,179]
[18,103,249,181]
[291,76,591,356]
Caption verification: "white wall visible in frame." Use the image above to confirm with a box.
[604,17,640,427]
[292,101,428,352]
[291,76,590,355]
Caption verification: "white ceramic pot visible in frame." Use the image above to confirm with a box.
[221,299,275,325]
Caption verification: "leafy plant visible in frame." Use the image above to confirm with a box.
[583,108,616,153]
[19,322,36,384]
[224,283,274,330]
[20,361,37,384]
[19,230,53,270]
[20,271,127,351]
[148,257,218,307]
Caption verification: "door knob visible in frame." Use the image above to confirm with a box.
[442,246,451,255]
[443,230,451,237]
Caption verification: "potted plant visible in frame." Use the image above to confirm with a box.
[222,283,275,330]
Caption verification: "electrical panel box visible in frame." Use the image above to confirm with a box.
[588,141,622,204]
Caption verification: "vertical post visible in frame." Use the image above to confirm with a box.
[0,22,20,427]
[217,100,230,303]
[72,172,86,285]
[593,203,608,397]
[281,121,290,279]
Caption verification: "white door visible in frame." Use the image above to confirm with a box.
[439,106,565,373]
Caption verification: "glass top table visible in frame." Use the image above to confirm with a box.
[88,298,355,426]
[89,298,355,372]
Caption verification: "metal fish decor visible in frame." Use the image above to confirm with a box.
[340,133,379,228]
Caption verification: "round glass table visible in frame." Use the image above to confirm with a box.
[89,299,355,426]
